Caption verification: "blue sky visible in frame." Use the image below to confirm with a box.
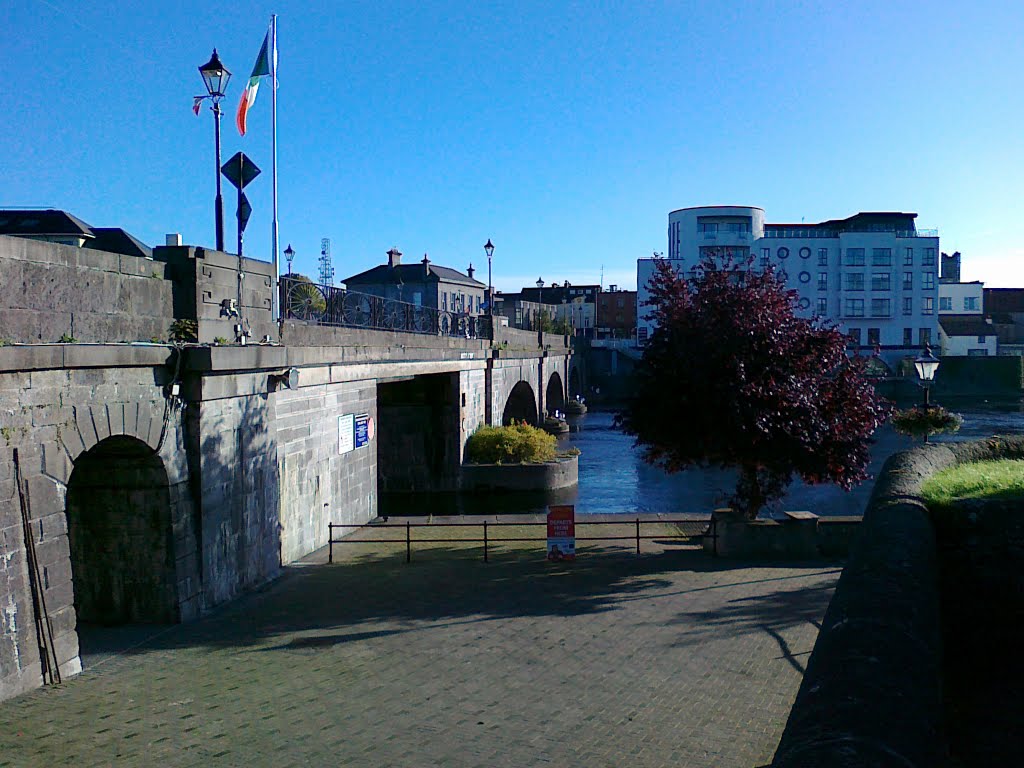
[3,0,1022,290]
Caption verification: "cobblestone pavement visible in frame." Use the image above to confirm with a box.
[0,527,839,768]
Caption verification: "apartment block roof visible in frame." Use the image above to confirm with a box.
[939,315,996,337]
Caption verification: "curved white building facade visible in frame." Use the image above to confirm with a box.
[638,206,940,366]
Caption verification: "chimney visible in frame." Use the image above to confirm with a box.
[422,253,431,276]
[165,233,182,246]
[467,262,475,279]
[940,251,961,283]
[387,247,402,267]
[609,284,618,292]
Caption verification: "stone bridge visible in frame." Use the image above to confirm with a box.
[0,235,574,701]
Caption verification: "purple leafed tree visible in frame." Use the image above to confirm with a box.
[618,253,892,519]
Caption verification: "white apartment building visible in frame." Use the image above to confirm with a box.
[937,251,997,355]
[637,206,941,367]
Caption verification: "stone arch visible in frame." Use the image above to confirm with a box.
[66,435,178,624]
[545,372,565,415]
[502,380,539,426]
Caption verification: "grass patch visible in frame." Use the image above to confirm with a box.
[921,459,1024,507]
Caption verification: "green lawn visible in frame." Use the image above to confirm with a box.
[921,459,1024,507]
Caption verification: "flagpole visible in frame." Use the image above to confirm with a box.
[270,13,280,324]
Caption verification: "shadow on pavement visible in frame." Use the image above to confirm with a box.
[79,546,842,658]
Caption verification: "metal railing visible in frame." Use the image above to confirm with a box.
[280,275,489,339]
[327,518,715,563]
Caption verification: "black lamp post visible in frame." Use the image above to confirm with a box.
[284,244,294,275]
[198,49,231,252]
[484,239,495,325]
[914,344,941,442]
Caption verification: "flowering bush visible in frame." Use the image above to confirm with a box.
[891,406,963,439]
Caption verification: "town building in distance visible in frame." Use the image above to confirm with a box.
[637,206,941,367]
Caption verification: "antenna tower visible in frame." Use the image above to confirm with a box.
[318,238,335,286]
[600,264,604,290]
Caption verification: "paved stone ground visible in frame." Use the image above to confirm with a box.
[0,522,839,768]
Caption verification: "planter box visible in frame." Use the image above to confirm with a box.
[460,454,578,492]
[703,508,862,558]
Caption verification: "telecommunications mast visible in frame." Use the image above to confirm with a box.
[318,238,335,286]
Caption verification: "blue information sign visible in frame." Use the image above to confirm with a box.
[354,414,373,448]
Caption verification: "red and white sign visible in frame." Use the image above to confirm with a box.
[546,505,576,561]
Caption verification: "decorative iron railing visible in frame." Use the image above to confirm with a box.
[280,276,489,338]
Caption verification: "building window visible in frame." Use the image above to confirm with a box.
[939,296,952,311]
[760,247,770,266]
[919,328,932,346]
[923,272,935,290]
[978,335,987,344]
[871,298,891,317]
[923,248,936,266]
[968,348,989,357]
[848,328,861,346]
[637,327,648,343]
[903,272,913,290]
[442,293,447,311]
[871,273,891,291]
[798,297,811,310]
[903,296,913,315]
[845,299,865,317]
[872,248,892,266]
[845,248,865,266]
[922,297,934,314]
[799,247,811,259]
[818,273,828,290]
[817,249,828,266]
[965,296,980,311]
[777,269,788,282]
[844,273,864,291]
[778,247,790,259]
[904,247,914,266]
[903,328,913,346]
[867,328,881,346]
[817,297,828,314]
[799,271,811,284]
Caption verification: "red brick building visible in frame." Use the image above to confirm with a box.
[596,286,636,339]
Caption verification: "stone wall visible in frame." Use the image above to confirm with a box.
[0,347,198,702]
[274,377,377,564]
[0,234,175,344]
[771,445,957,767]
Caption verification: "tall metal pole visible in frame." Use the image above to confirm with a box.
[213,101,224,252]
[488,253,492,320]
[270,13,280,320]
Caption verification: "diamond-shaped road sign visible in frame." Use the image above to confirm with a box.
[237,193,252,231]
[221,152,261,190]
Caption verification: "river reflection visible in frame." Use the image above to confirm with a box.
[382,399,1024,518]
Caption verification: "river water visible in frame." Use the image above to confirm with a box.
[385,399,1024,518]
[560,400,1024,517]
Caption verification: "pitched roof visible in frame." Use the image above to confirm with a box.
[344,262,485,288]
[939,315,995,337]
[87,227,152,258]
[0,209,94,238]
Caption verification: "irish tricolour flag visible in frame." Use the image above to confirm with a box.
[236,27,275,136]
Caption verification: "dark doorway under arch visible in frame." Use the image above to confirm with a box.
[502,381,538,426]
[66,436,178,625]
[546,373,565,415]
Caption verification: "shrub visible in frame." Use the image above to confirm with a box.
[465,423,558,464]
[892,405,963,439]
[168,319,198,342]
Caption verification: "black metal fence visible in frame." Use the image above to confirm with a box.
[280,275,489,339]
[327,518,715,564]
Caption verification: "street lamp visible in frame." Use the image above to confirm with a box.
[914,345,940,407]
[484,239,494,322]
[284,244,294,275]
[198,49,232,252]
